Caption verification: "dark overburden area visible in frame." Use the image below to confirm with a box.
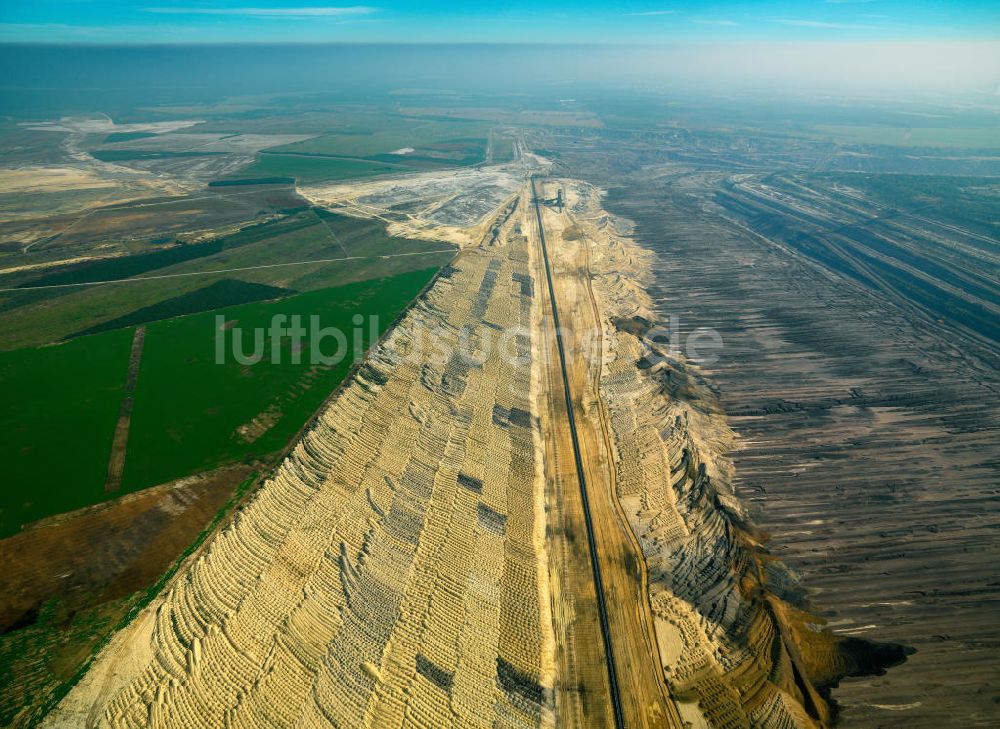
[527,114,999,726]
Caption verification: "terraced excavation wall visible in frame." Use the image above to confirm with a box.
[559,179,902,729]
[61,207,554,728]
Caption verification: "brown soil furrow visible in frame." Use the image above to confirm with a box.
[104,325,145,494]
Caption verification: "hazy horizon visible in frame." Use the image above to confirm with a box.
[2,41,999,111]
[2,1,999,98]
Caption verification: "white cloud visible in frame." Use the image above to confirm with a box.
[693,19,739,26]
[0,21,199,39]
[0,22,76,31]
[770,18,878,30]
[143,6,378,18]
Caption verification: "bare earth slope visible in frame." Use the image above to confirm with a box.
[535,179,908,728]
[605,168,999,727]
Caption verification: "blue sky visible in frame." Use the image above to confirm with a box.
[1,1,998,43]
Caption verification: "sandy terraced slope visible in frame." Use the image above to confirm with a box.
[46,190,556,728]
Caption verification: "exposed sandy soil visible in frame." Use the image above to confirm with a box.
[300,159,543,247]
[0,116,204,229]
[104,326,146,494]
[0,165,191,226]
[23,117,202,136]
[0,254,106,276]
[0,167,117,194]
[527,180,684,728]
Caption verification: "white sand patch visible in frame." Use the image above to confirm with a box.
[0,166,116,193]
[300,163,534,245]
[24,116,202,135]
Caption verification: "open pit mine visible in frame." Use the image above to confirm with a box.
[46,164,906,728]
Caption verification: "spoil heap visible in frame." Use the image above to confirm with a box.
[48,197,555,728]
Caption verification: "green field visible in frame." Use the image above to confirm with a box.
[76,279,293,336]
[102,131,159,144]
[1,209,453,350]
[241,154,402,183]
[21,211,316,289]
[25,239,228,288]
[492,135,516,163]
[241,116,490,182]
[0,267,439,537]
[264,117,489,157]
[0,329,134,537]
[814,124,1000,149]
[122,268,436,489]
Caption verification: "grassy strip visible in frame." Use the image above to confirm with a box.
[91,150,224,162]
[102,132,158,144]
[208,177,295,187]
[74,279,294,337]
[22,211,314,289]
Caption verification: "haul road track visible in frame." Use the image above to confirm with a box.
[530,176,687,729]
[529,177,626,729]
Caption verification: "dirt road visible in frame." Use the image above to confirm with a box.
[529,178,683,728]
